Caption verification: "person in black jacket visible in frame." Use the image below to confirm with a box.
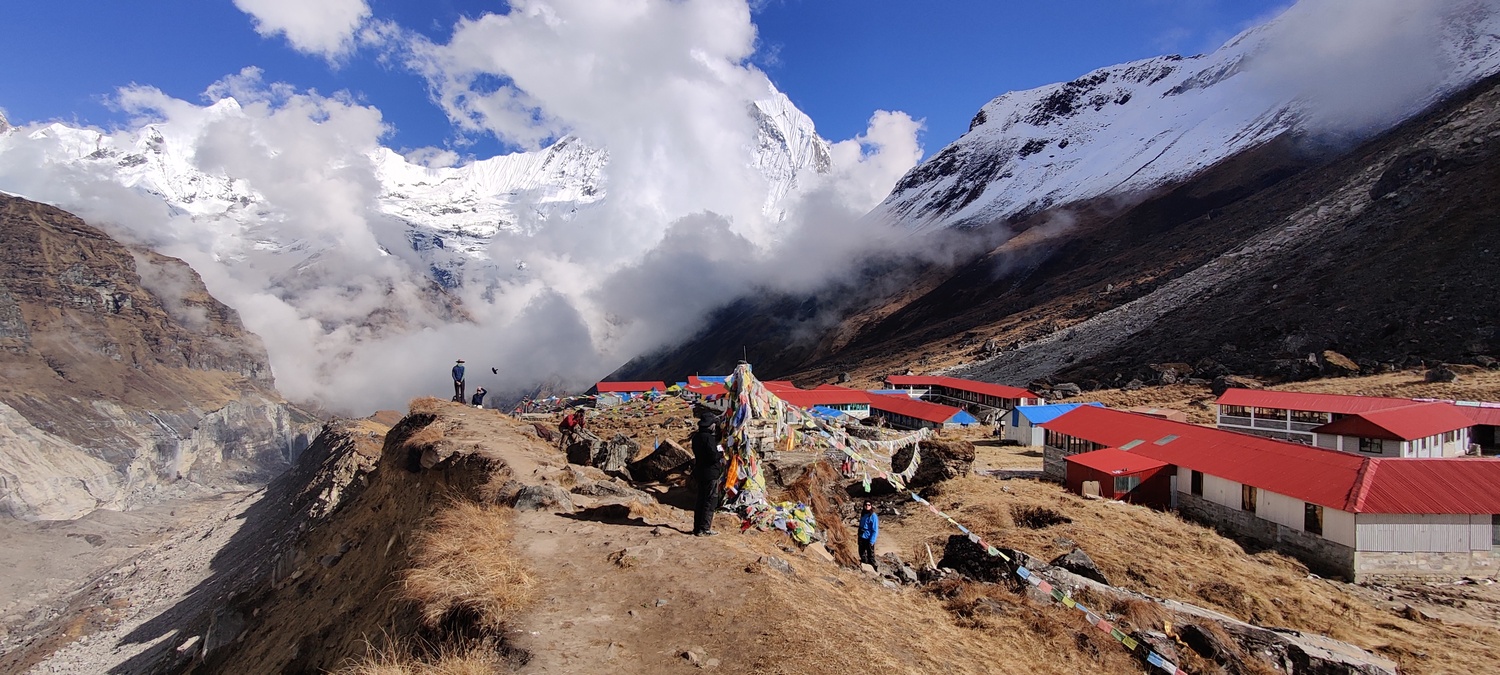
[691,412,723,536]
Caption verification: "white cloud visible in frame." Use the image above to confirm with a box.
[0,2,924,415]
[233,0,371,60]
[402,146,461,168]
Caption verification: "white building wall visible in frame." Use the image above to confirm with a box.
[1322,507,1357,547]
[1355,514,1491,552]
[1258,490,1302,531]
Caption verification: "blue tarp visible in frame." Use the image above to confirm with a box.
[809,406,851,420]
[1010,402,1104,427]
[693,375,729,384]
[948,410,980,425]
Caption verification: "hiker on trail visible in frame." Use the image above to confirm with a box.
[858,500,880,567]
[452,360,466,402]
[471,387,487,408]
[558,407,586,448]
[691,412,724,536]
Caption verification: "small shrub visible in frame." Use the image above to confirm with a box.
[402,502,535,632]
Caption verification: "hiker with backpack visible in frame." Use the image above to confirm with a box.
[691,411,724,536]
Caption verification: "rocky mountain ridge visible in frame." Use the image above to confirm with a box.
[0,193,316,520]
[876,1,1500,232]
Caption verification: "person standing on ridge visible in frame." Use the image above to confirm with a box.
[691,411,724,536]
[471,387,487,408]
[558,407,586,449]
[452,359,466,402]
[858,500,879,567]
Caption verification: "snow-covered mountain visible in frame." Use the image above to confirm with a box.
[878,2,1500,231]
[1,87,832,288]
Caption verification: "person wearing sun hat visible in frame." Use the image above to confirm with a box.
[452,359,466,402]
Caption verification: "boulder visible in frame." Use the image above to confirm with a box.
[1149,363,1192,385]
[892,438,975,489]
[565,429,606,465]
[1210,374,1262,396]
[626,438,693,483]
[601,434,638,473]
[1052,382,1083,398]
[513,484,575,512]
[936,534,1011,584]
[1320,350,1360,375]
[1425,366,1459,383]
[1049,548,1110,585]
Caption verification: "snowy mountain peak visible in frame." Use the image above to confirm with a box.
[880,1,1500,231]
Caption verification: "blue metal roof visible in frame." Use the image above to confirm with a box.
[1012,402,1104,425]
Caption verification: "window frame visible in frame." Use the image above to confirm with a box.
[1113,474,1141,495]
[1190,470,1203,497]
[1242,485,1258,513]
[1358,437,1383,454]
[1304,503,1324,535]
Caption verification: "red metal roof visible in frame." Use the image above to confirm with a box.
[1442,402,1500,427]
[1351,459,1500,514]
[1066,448,1168,475]
[594,381,668,393]
[1311,403,1476,441]
[1042,406,1500,514]
[1216,388,1414,414]
[884,375,1037,400]
[868,393,967,424]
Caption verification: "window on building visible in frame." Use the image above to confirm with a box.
[1221,405,1250,418]
[1493,515,1500,551]
[1358,437,1383,454]
[1290,410,1329,424]
[1190,470,1203,496]
[1304,503,1323,535]
[1242,485,1258,513]
[1114,475,1141,494]
[1253,407,1285,418]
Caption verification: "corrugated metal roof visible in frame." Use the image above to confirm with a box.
[1443,401,1500,427]
[1215,388,1414,414]
[884,375,1037,400]
[1066,448,1168,475]
[1312,403,1476,441]
[595,381,668,393]
[1014,402,1104,425]
[868,393,968,424]
[1352,459,1500,514]
[1044,405,1500,514]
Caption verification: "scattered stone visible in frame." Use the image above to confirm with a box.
[512,484,575,512]
[760,555,795,576]
[880,579,901,591]
[1475,355,1498,369]
[704,657,721,669]
[1123,379,1144,391]
[860,563,877,575]
[1425,366,1459,383]
[804,542,836,563]
[655,598,669,607]
[1049,548,1110,586]
[1320,350,1360,375]
[626,438,693,483]
[683,649,702,665]
[651,526,671,537]
[176,635,201,655]
[1210,374,1262,396]
[1052,382,1083,398]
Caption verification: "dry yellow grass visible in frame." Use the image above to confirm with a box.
[401,501,536,631]
[335,644,507,675]
[880,475,1500,674]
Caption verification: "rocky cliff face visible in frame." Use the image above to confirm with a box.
[0,193,316,520]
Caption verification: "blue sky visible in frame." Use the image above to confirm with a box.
[0,0,1288,160]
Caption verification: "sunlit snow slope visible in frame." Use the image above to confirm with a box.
[878,2,1500,231]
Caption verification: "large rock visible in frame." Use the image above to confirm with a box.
[1425,366,1459,383]
[626,438,693,483]
[1049,548,1110,585]
[512,484,575,512]
[565,429,605,466]
[1210,374,1263,396]
[601,434,638,474]
[892,438,975,489]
